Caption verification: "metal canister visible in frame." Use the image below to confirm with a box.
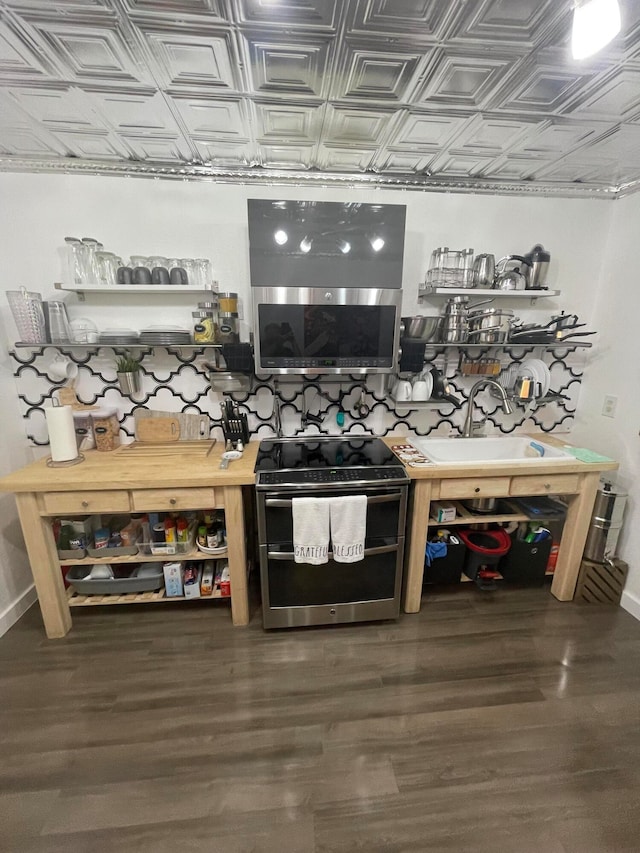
[583,483,627,563]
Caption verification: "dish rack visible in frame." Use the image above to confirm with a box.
[424,268,474,289]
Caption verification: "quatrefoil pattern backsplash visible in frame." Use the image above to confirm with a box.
[10,344,588,448]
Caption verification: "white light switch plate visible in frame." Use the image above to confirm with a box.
[602,395,618,418]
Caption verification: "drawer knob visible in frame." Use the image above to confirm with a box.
[544,483,550,490]
[82,500,89,508]
[474,487,480,493]
[170,498,177,505]
[330,607,337,615]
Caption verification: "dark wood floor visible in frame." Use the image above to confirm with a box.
[2,584,640,852]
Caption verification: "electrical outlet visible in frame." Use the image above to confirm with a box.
[602,395,618,418]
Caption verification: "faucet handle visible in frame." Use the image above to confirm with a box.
[470,418,487,438]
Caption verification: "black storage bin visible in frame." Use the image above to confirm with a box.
[498,535,552,586]
[423,534,466,585]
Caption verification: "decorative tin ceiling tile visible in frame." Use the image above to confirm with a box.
[0,125,66,155]
[121,0,227,21]
[414,50,516,108]
[322,105,394,145]
[242,33,331,97]
[170,95,248,137]
[0,18,54,79]
[236,0,339,31]
[506,119,602,159]
[139,26,239,91]
[20,17,152,85]
[389,112,467,150]
[48,128,131,158]
[429,151,494,178]
[4,85,96,127]
[492,60,596,114]
[254,101,321,142]
[481,154,548,180]
[569,69,640,119]
[332,42,427,102]
[347,0,457,41]
[448,115,531,155]
[317,144,376,172]
[257,143,315,169]
[451,0,567,47]
[192,138,254,165]
[119,133,190,160]
[372,149,433,174]
[82,89,184,134]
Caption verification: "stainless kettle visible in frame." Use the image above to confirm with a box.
[494,256,530,291]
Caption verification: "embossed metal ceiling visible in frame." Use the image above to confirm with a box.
[1,0,640,197]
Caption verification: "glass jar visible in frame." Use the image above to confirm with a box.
[192,310,218,344]
[91,406,120,452]
[64,237,87,285]
[194,259,212,289]
[180,258,196,285]
[218,311,239,344]
[81,238,101,283]
[218,292,238,313]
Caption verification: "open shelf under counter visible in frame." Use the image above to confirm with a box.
[427,500,530,526]
[459,571,555,583]
[67,587,230,606]
[59,548,228,566]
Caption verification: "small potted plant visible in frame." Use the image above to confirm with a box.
[115,352,141,396]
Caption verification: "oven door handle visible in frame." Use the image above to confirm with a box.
[264,493,403,509]
[266,542,399,560]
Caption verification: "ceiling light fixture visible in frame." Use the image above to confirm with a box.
[274,229,288,245]
[571,0,621,59]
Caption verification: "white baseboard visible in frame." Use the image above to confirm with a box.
[621,590,640,622]
[0,584,37,638]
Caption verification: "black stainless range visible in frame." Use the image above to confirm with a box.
[255,437,409,629]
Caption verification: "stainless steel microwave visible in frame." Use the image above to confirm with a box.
[252,287,402,376]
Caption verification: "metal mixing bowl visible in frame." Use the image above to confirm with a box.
[401,315,442,342]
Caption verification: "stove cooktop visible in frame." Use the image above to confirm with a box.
[254,437,408,487]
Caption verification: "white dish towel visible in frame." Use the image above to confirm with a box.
[292,497,330,565]
[330,495,368,563]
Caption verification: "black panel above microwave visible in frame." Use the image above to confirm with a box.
[247,199,406,289]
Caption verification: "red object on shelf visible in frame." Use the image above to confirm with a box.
[547,543,560,572]
[458,527,511,556]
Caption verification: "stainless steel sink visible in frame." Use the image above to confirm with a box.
[412,436,574,465]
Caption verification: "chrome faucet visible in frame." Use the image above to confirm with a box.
[462,379,514,438]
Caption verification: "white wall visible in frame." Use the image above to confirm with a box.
[0,171,616,634]
[571,191,640,620]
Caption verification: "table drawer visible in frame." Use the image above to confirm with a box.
[510,474,580,496]
[131,488,217,511]
[42,490,130,515]
[439,477,511,500]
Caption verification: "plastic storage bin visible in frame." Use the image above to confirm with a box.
[66,564,164,595]
[139,521,197,557]
[423,534,466,585]
[498,535,552,586]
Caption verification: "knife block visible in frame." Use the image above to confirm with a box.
[222,412,249,446]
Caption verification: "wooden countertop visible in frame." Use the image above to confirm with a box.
[0,441,260,493]
[0,434,617,495]
[382,434,618,479]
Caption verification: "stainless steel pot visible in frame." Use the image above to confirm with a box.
[466,309,515,344]
[441,316,468,343]
[462,497,498,513]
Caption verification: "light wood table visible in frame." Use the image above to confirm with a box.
[0,442,259,639]
[382,435,618,613]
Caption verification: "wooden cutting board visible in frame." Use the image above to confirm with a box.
[136,417,180,443]
[134,410,209,441]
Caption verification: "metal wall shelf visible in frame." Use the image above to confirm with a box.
[54,282,217,294]
[418,285,560,299]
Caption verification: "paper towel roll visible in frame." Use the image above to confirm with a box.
[45,405,78,462]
